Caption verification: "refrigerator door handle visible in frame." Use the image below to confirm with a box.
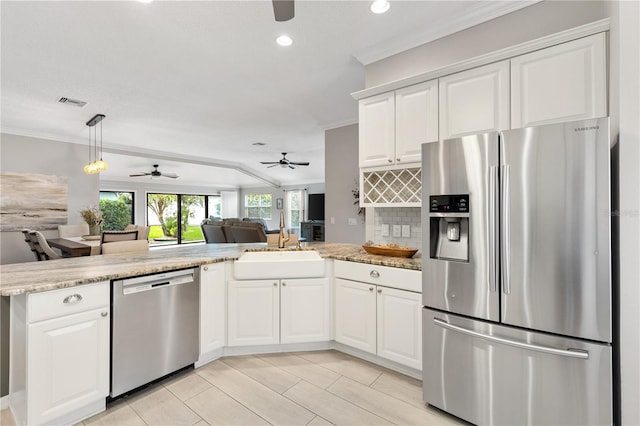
[433,317,589,359]
[500,164,511,294]
[488,166,499,292]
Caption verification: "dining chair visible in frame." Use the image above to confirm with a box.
[58,223,90,238]
[29,230,61,260]
[21,229,41,261]
[101,230,138,244]
[124,224,150,240]
[101,240,149,255]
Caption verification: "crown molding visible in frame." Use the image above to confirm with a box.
[352,0,540,66]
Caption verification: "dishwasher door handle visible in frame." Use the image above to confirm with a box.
[151,281,171,288]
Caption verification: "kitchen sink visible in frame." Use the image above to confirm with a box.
[233,249,325,279]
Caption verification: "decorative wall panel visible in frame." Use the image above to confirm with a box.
[0,172,68,231]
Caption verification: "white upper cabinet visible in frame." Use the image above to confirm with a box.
[395,80,439,164]
[511,33,607,128]
[359,92,395,168]
[439,61,510,139]
[359,80,438,168]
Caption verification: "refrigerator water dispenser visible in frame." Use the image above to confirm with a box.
[429,195,469,262]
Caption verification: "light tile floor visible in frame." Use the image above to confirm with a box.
[1,350,466,426]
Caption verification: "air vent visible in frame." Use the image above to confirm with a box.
[57,97,87,107]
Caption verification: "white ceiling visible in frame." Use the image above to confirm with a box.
[1,0,532,188]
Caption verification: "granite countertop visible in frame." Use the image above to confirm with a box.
[0,242,421,296]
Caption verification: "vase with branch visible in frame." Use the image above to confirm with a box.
[80,206,103,236]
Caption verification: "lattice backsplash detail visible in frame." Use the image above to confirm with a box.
[362,168,422,204]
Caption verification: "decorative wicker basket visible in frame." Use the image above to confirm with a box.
[362,245,418,258]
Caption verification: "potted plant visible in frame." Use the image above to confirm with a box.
[80,206,103,236]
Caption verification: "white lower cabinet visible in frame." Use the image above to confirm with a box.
[334,278,377,353]
[376,286,422,370]
[199,263,226,357]
[10,281,110,426]
[228,278,330,347]
[334,261,422,370]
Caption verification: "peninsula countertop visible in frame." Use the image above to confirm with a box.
[0,242,422,296]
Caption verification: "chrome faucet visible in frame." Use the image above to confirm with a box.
[278,211,290,248]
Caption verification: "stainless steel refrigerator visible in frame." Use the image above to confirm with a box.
[421,117,612,425]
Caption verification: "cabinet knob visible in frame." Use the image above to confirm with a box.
[203,266,208,271]
[370,270,380,278]
[369,287,374,292]
[63,294,83,304]
[387,159,393,163]
[273,282,278,286]
[101,311,108,317]
[396,158,401,162]
[378,289,382,293]
[282,282,286,286]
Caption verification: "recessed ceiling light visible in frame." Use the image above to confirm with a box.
[276,35,293,47]
[370,0,390,14]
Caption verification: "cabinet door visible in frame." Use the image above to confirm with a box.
[359,92,395,168]
[511,33,607,128]
[200,263,226,356]
[334,278,376,354]
[376,287,422,370]
[27,308,109,425]
[281,278,330,344]
[395,80,439,164]
[228,280,279,346]
[439,61,510,139]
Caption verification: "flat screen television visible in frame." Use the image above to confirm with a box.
[307,193,325,221]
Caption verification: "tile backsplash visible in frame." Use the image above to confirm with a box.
[371,207,422,249]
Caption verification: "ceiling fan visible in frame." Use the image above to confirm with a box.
[129,164,178,179]
[260,152,309,169]
[272,0,294,22]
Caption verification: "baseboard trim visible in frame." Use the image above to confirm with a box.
[331,342,422,380]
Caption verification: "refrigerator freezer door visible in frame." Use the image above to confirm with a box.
[499,117,611,342]
[422,133,500,321]
[422,308,612,426]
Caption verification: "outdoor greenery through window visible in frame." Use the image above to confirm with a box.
[287,190,303,235]
[147,193,219,246]
[245,193,272,219]
[99,191,134,231]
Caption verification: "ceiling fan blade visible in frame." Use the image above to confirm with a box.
[272,0,294,22]
[260,161,279,165]
[129,172,150,177]
[289,162,309,166]
[162,173,179,178]
[288,165,295,169]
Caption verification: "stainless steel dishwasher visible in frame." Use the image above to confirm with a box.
[111,268,199,398]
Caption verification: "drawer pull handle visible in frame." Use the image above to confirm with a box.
[370,270,380,278]
[63,294,83,304]
[101,311,108,317]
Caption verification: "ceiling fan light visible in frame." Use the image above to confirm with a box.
[276,35,293,47]
[370,0,390,14]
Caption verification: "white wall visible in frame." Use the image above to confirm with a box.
[0,133,100,265]
[324,124,366,244]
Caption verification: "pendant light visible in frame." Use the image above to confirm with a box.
[83,114,108,174]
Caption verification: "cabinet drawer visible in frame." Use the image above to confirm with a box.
[28,281,110,323]
[334,261,420,293]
